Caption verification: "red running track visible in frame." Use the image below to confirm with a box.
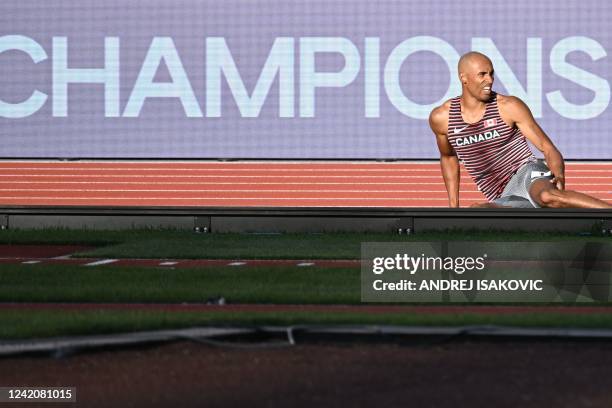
[0,161,610,208]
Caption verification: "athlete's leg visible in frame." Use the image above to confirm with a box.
[530,179,612,209]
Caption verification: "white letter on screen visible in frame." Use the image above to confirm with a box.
[472,37,543,117]
[205,37,294,118]
[547,36,610,120]
[364,37,380,118]
[384,36,460,119]
[53,37,120,117]
[0,35,48,118]
[299,37,360,118]
[124,37,202,117]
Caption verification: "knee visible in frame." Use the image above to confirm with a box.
[538,189,564,208]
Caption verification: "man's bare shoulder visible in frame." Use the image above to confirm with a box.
[496,94,532,119]
[429,99,452,134]
[496,94,528,110]
[430,99,452,118]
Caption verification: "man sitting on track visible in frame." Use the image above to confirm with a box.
[429,51,611,209]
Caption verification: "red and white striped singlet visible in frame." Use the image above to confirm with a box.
[447,93,535,201]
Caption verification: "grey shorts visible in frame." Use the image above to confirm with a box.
[492,160,554,208]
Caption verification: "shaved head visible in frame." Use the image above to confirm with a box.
[458,52,492,76]
[457,52,495,102]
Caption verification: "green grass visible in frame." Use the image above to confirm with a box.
[0,264,360,304]
[2,263,610,305]
[2,309,612,340]
[0,228,610,338]
[0,228,133,246]
[0,228,608,260]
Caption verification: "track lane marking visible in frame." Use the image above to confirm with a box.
[84,259,118,267]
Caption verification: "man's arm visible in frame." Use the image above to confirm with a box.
[497,95,565,190]
[429,103,460,207]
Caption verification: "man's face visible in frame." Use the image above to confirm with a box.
[460,57,494,102]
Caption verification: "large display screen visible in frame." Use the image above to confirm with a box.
[1,0,610,159]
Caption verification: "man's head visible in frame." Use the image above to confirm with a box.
[458,52,494,102]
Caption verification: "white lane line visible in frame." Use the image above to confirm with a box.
[1,189,608,196]
[1,159,605,164]
[1,166,610,172]
[51,254,74,260]
[227,262,246,266]
[0,181,470,185]
[21,260,41,264]
[0,201,450,208]
[0,196,448,201]
[297,262,315,267]
[0,189,457,193]
[0,174,461,179]
[84,259,118,267]
[0,175,610,183]
[0,167,444,172]
[159,261,178,266]
[0,178,609,183]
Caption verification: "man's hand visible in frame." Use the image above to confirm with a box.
[551,174,565,190]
